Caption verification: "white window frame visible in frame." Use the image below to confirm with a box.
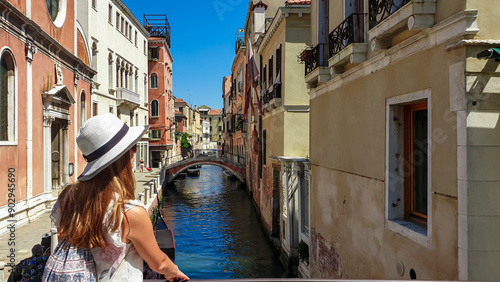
[0,48,18,145]
[385,89,432,248]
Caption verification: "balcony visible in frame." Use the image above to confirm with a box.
[302,43,330,88]
[260,85,282,113]
[116,88,140,111]
[328,13,368,73]
[368,0,436,46]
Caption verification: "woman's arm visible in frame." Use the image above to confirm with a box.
[122,206,189,281]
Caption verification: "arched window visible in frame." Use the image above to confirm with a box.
[151,100,159,117]
[150,73,158,89]
[80,91,86,128]
[0,50,16,141]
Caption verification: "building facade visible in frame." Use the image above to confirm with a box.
[77,0,150,171]
[305,0,500,280]
[146,14,175,168]
[0,0,94,231]
[237,0,312,275]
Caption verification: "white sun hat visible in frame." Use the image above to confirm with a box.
[76,113,149,181]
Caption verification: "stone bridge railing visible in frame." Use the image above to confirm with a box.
[160,150,246,185]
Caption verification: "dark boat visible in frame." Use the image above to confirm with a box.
[223,170,235,180]
[186,168,200,176]
[152,204,175,262]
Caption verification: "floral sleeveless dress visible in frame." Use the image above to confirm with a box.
[91,199,146,281]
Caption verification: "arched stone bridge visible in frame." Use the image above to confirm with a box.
[160,154,246,185]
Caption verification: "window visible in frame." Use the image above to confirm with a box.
[116,13,120,29]
[92,0,96,9]
[108,5,112,23]
[151,100,159,117]
[0,51,16,142]
[129,26,132,40]
[144,40,147,55]
[80,91,86,128]
[121,18,124,33]
[92,101,98,117]
[386,90,431,244]
[150,73,158,89]
[268,56,273,86]
[125,22,128,37]
[135,31,138,46]
[46,0,60,21]
[150,130,161,139]
[149,48,159,60]
[300,170,310,236]
[262,129,267,165]
[404,102,428,221]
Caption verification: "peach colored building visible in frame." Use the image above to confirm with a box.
[0,0,94,232]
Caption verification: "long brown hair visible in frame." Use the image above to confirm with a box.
[58,150,136,248]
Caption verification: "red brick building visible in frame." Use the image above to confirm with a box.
[145,15,175,168]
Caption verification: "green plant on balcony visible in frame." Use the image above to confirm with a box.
[296,240,309,265]
[180,132,192,148]
[234,116,243,131]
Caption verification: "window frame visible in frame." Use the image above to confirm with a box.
[0,49,17,145]
[385,89,432,247]
[150,73,158,89]
[108,4,112,24]
[150,99,159,117]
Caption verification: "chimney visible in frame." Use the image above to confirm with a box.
[252,1,268,41]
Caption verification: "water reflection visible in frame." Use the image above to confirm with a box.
[161,165,285,280]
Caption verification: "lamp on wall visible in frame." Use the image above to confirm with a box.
[69,163,74,176]
[477,48,500,61]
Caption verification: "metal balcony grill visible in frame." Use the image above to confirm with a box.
[144,14,171,48]
[329,13,366,58]
[303,43,328,76]
[369,0,411,29]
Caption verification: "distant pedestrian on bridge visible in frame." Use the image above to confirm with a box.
[43,113,189,282]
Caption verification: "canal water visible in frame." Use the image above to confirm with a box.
[160,165,285,280]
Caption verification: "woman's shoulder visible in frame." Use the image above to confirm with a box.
[124,199,146,212]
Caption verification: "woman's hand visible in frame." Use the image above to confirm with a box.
[122,207,189,281]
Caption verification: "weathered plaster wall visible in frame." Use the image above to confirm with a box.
[309,37,461,280]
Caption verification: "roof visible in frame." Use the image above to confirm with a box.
[175,110,183,115]
[209,109,222,115]
[285,0,311,5]
[174,98,188,106]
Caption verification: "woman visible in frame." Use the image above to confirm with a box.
[43,113,189,282]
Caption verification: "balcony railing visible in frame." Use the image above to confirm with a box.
[261,85,282,106]
[369,0,411,29]
[303,43,329,76]
[116,87,140,110]
[329,13,367,58]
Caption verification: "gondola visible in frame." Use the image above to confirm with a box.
[186,168,200,176]
[152,200,175,262]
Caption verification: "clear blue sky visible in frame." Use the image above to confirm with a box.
[122,0,249,110]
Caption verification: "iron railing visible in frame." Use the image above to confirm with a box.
[261,85,282,105]
[303,43,329,76]
[329,13,367,58]
[369,0,411,29]
[144,14,171,47]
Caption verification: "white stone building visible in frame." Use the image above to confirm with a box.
[77,0,150,169]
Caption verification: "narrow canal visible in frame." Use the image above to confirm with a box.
[160,165,286,280]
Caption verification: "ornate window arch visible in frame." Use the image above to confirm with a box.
[151,100,159,117]
[0,49,16,142]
